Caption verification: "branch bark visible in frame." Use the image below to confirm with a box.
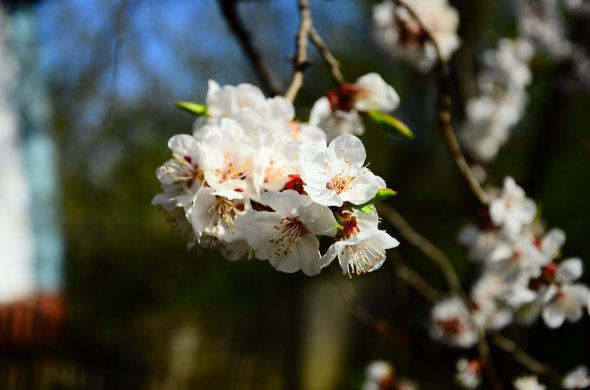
[285,0,313,102]
[218,0,282,96]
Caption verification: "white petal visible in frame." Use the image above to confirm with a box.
[297,202,337,237]
[329,134,366,167]
[542,303,566,328]
[558,258,583,283]
[260,190,310,216]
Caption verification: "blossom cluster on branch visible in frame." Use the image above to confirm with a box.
[152,77,400,276]
[460,39,535,163]
[372,0,461,70]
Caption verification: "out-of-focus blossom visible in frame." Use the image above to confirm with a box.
[431,296,478,348]
[373,0,461,70]
[513,375,546,390]
[455,358,482,389]
[563,366,590,389]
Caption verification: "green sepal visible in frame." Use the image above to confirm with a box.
[350,188,397,213]
[368,110,414,139]
[175,101,208,117]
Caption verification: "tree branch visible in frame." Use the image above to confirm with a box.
[309,27,344,86]
[390,257,441,304]
[378,203,502,389]
[491,333,563,386]
[218,0,282,96]
[285,0,313,102]
[393,0,490,206]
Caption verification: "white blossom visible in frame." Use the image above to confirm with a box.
[309,73,399,139]
[513,375,546,390]
[235,190,337,276]
[455,358,482,389]
[373,0,461,70]
[431,296,478,348]
[300,134,385,207]
[152,134,204,211]
[363,360,395,390]
[489,177,537,236]
[563,366,590,389]
[321,208,399,275]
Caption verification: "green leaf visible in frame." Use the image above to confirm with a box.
[368,110,414,139]
[175,101,208,117]
[350,188,397,213]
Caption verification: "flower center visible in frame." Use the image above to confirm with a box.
[341,212,360,239]
[208,197,241,231]
[216,154,250,182]
[269,217,309,257]
[326,174,354,194]
[167,153,203,188]
[345,245,384,276]
[439,318,464,336]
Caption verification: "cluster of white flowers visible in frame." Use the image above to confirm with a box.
[457,177,590,331]
[510,365,590,390]
[563,366,590,389]
[309,73,400,140]
[518,0,590,89]
[431,177,589,350]
[152,78,400,276]
[363,360,418,390]
[372,0,461,71]
[460,39,535,162]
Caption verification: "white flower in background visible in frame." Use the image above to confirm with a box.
[431,296,478,348]
[363,360,395,390]
[309,73,399,139]
[353,73,400,112]
[373,0,461,70]
[513,375,546,390]
[300,134,385,207]
[541,258,590,328]
[310,99,364,139]
[480,39,535,92]
[152,134,204,210]
[321,208,399,275]
[470,272,513,330]
[563,366,590,389]
[455,358,481,389]
[460,38,534,162]
[235,190,337,275]
[489,177,537,236]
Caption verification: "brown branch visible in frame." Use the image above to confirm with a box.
[491,333,563,386]
[309,27,344,86]
[378,203,502,389]
[285,0,313,102]
[330,270,435,353]
[390,256,441,304]
[393,0,490,206]
[218,0,282,96]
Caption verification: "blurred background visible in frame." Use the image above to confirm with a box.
[0,0,589,388]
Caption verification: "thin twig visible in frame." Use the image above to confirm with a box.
[378,204,464,295]
[491,333,563,386]
[285,0,313,102]
[393,0,490,206]
[98,0,126,130]
[390,256,441,303]
[378,203,502,389]
[218,0,282,96]
[309,27,344,86]
[330,270,435,353]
